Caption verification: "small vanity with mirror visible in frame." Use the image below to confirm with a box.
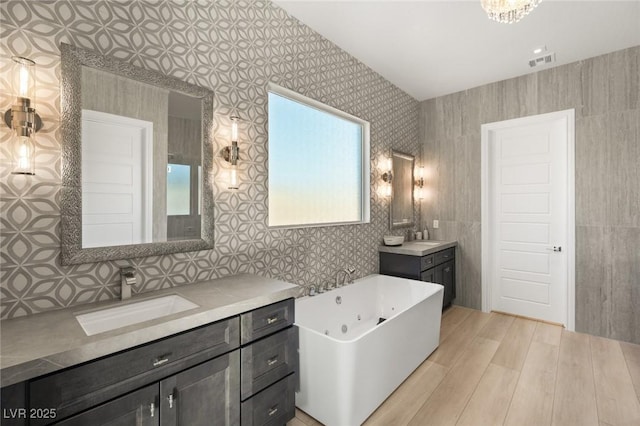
[381,150,457,309]
[60,43,214,265]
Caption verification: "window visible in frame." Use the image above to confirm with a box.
[167,163,191,216]
[268,84,370,228]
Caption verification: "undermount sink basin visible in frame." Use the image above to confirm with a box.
[411,241,442,246]
[75,295,199,336]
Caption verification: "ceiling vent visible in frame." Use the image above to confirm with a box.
[528,52,556,68]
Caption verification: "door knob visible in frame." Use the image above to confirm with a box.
[546,246,562,252]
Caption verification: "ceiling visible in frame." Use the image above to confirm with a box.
[274,0,640,101]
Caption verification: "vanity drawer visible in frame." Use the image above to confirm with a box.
[241,298,294,345]
[241,374,296,426]
[420,254,435,271]
[241,326,298,400]
[434,248,455,265]
[29,317,239,423]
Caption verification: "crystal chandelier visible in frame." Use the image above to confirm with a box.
[481,0,542,24]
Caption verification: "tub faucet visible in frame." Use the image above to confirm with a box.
[335,267,356,287]
[120,267,136,300]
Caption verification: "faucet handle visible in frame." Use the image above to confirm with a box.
[120,267,136,286]
[121,266,135,277]
[308,285,317,296]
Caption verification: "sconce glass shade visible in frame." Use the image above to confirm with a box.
[230,116,239,142]
[12,56,36,102]
[385,182,392,197]
[11,132,36,175]
[8,56,38,175]
[228,164,239,189]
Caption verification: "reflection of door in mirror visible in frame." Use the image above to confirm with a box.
[81,110,154,248]
[79,67,202,248]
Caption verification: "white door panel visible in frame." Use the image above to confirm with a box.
[482,110,574,327]
[81,110,153,248]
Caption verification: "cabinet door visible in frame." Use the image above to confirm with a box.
[56,384,158,426]
[420,268,436,283]
[160,350,240,426]
[439,260,455,308]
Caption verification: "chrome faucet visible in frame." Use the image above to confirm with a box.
[120,267,136,300]
[335,267,356,287]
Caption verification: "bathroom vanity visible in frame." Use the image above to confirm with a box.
[379,241,457,309]
[0,274,300,426]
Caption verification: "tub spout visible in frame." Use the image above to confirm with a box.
[335,267,356,287]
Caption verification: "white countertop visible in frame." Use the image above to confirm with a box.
[378,240,457,256]
[0,274,302,387]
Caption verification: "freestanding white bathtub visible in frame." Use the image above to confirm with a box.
[295,274,443,426]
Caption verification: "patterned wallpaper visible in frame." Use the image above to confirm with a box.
[0,0,419,319]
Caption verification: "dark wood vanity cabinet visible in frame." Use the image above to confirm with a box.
[380,247,456,308]
[0,298,296,426]
[239,299,297,426]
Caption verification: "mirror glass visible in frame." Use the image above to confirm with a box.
[80,67,202,247]
[60,43,214,265]
[390,150,415,228]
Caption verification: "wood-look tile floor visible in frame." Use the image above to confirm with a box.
[288,306,640,426]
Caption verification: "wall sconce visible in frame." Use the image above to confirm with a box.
[221,115,240,189]
[415,165,425,200]
[381,157,393,197]
[4,56,42,175]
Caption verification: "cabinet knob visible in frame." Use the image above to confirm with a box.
[168,394,174,409]
[268,405,279,417]
[267,356,278,366]
[150,402,155,417]
[267,316,278,324]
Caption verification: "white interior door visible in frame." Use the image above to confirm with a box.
[81,110,153,248]
[481,110,574,327]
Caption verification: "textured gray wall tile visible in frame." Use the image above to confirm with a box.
[461,86,481,135]
[453,134,481,223]
[436,138,456,221]
[575,226,609,337]
[608,47,639,113]
[575,115,608,226]
[478,81,504,125]
[421,45,640,344]
[502,73,538,120]
[537,61,583,117]
[581,53,609,117]
[0,0,420,318]
[608,226,640,342]
[607,110,640,227]
[454,221,481,309]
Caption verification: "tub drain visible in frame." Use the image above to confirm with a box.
[342,324,348,333]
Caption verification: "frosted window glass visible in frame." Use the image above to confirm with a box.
[268,91,367,227]
[167,164,190,216]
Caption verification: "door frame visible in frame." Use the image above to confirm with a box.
[480,109,575,331]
